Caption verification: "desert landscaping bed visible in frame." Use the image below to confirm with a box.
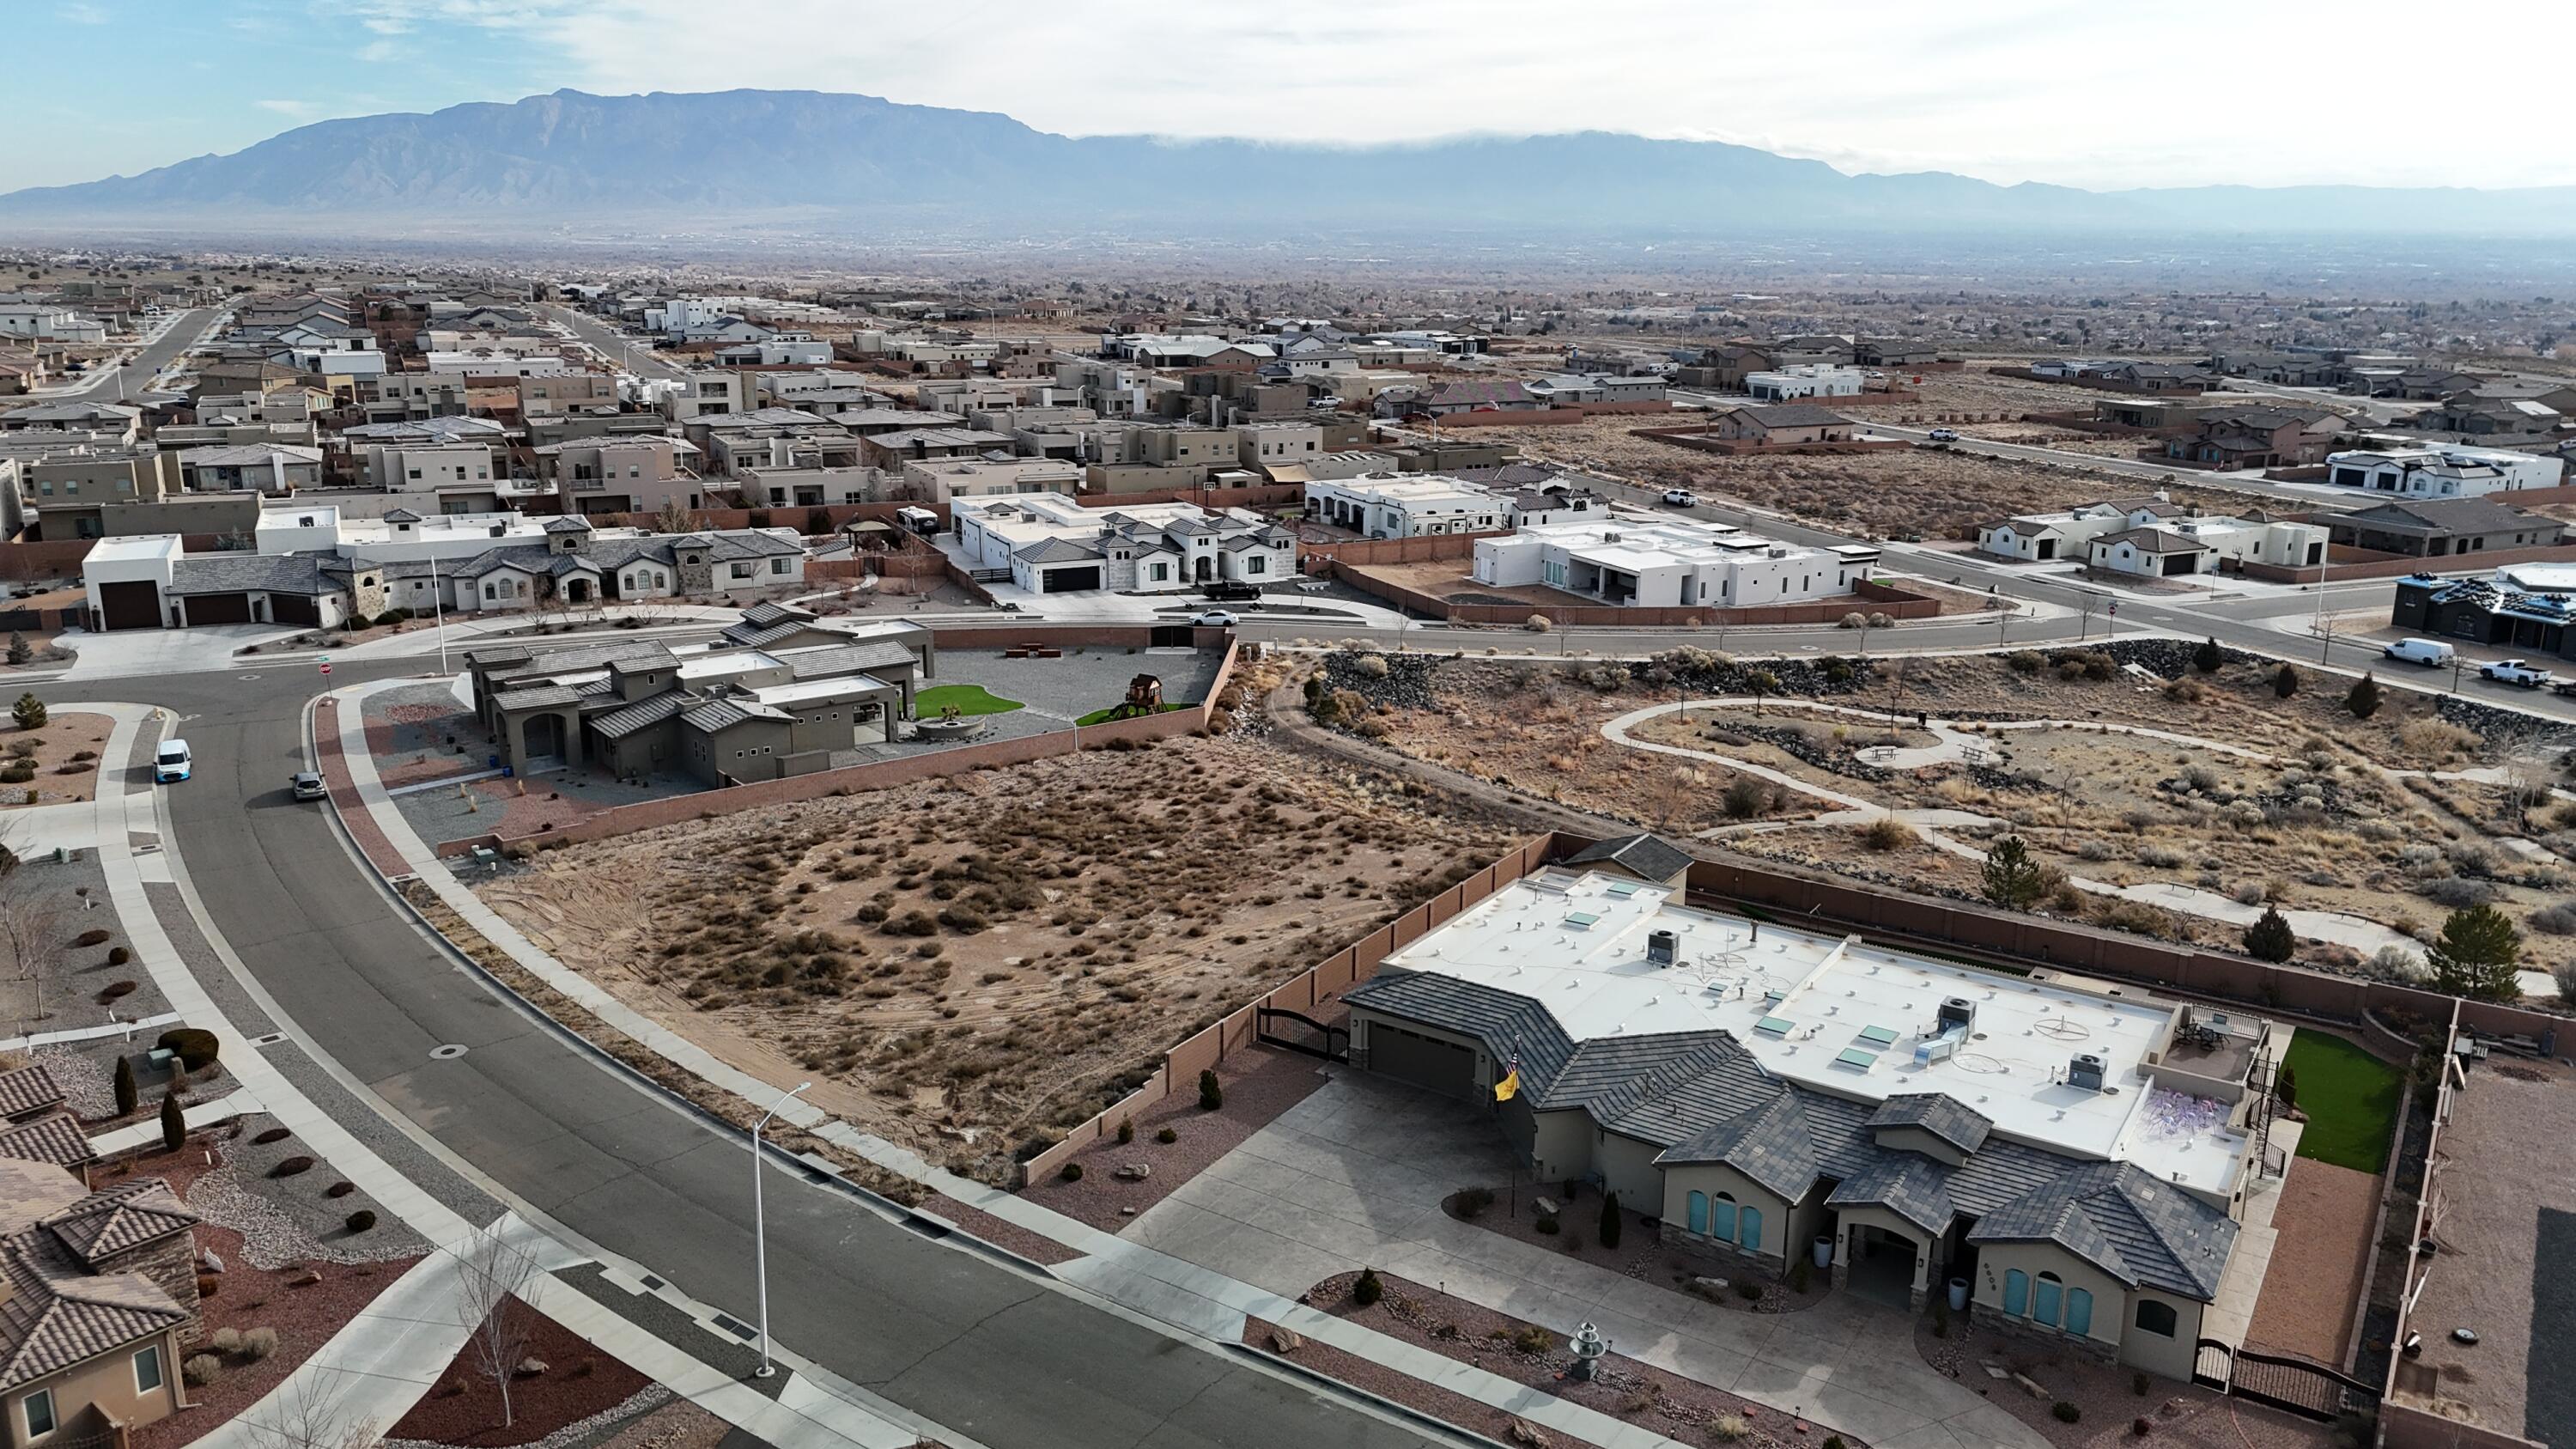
[0,708,112,807]
[471,733,1515,1181]
[1289,1269,1863,1449]
[388,1309,658,1449]
[2242,1157,2379,1365]
[1914,1312,2340,1449]
[1018,1041,1334,1230]
[1441,1184,1829,1317]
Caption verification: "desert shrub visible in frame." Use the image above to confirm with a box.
[1735,1279,1764,1300]
[157,1027,219,1070]
[241,1327,278,1361]
[2007,651,2044,674]
[252,1126,291,1145]
[1825,1438,1848,1449]
[374,608,413,627]
[183,1355,222,1386]
[2164,678,2206,704]
[210,1327,240,1355]
[2194,637,2223,672]
[1058,1161,1084,1182]
[2076,839,2115,861]
[934,904,987,933]
[99,978,137,1002]
[1451,1186,1496,1219]
[1199,1068,1223,1111]
[1510,1324,1553,1355]
[2527,902,2576,935]
[2419,876,2494,910]
[1858,817,1915,852]
[325,1181,355,1198]
[1352,1267,1383,1306]
[2138,844,2188,868]
[2244,906,2295,963]
[2273,663,2300,698]
[1721,777,1769,819]
[1710,1415,1750,1442]
[1534,1214,1560,1234]
[887,910,939,937]
[2134,1416,2155,1437]
[73,928,111,948]
[1838,612,1866,630]
[1525,614,1552,632]
[2180,764,2220,793]
[1354,654,1390,679]
[2397,720,2480,759]
[0,762,31,785]
[2365,946,2427,983]
[1155,1126,1177,1144]
[2054,1402,2082,1424]
[268,1155,314,1178]
[2133,1371,2151,1396]
[106,946,130,965]
[2232,881,2266,906]
[2554,963,2576,1004]
[1116,1118,1133,1144]
[344,1209,378,1233]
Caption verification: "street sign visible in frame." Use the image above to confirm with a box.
[319,654,331,677]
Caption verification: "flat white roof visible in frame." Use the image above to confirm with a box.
[83,535,183,563]
[752,676,896,706]
[678,650,781,681]
[1384,869,2245,1190]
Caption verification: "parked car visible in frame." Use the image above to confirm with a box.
[289,771,327,801]
[2383,638,2456,667]
[1926,428,1960,443]
[1189,610,1241,627]
[153,740,193,784]
[1662,489,1699,507]
[2479,659,2553,687]
[1199,580,1262,601]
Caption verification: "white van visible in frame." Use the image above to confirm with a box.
[153,740,192,783]
[2383,638,2456,667]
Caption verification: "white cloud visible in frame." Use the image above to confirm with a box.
[295,0,2576,190]
[254,99,325,119]
[58,1,106,22]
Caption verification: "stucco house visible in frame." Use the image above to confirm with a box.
[1343,845,2271,1384]
[0,1158,203,1449]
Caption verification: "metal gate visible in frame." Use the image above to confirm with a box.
[2192,1340,2379,1422]
[1256,1007,1348,1062]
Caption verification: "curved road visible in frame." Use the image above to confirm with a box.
[64,659,1448,1449]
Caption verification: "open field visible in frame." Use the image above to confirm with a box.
[1460,417,2250,540]
[2279,1028,2403,1173]
[1317,642,2576,989]
[471,731,1515,1178]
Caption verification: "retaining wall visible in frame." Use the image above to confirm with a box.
[2379,1405,2544,1449]
[2239,539,2576,584]
[1633,430,1910,458]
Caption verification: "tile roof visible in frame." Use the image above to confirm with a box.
[720,619,810,648]
[1868,1093,1994,1154]
[491,685,583,711]
[1826,1153,1957,1235]
[679,697,788,734]
[0,1117,95,1172]
[589,692,689,740]
[0,1068,64,1123]
[42,1178,196,1262]
[0,1231,188,1391]
[167,553,346,598]
[1655,1091,1821,1200]
[1560,833,1694,885]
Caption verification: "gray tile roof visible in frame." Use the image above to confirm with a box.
[167,552,344,598]
[1826,1152,1957,1235]
[590,692,688,740]
[1560,833,1694,885]
[1015,537,1103,564]
[680,697,791,734]
[1343,969,1574,1091]
[720,618,809,648]
[1868,1093,1994,1154]
[491,685,583,711]
[1655,1091,1821,1201]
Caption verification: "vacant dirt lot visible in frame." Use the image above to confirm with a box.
[474,734,1514,1178]
[1465,417,2248,541]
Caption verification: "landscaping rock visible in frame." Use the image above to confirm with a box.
[514,1357,548,1378]
[287,1269,322,1288]
[1693,1276,1731,1294]
[1269,1326,1304,1354]
[1504,1418,1551,1448]
[1532,1196,1560,1217]
[2016,1373,2051,1400]
[197,1249,223,1274]
[1112,1162,1151,1182]
[1982,1363,2010,1380]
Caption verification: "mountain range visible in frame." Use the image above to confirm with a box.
[5,88,2573,240]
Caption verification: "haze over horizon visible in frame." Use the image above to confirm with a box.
[16,0,2574,197]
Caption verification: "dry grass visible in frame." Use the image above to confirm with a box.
[474,734,1513,1178]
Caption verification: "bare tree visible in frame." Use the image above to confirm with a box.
[0,870,64,1034]
[450,1229,544,1430]
[2493,728,2559,831]
[1655,765,1704,831]
[237,1367,379,1449]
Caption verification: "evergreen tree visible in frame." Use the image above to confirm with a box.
[2273,1064,2299,1113]
[2244,905,2296,963]
[3,633,27,667]
[2193,637,2224,673]
[1598,1190,1622,1250]
[2273,663,2300,699]
[10,693,43,731]
[2426,904,2526,1003]
[159,1091,185,1154]
[112,1056,137,1118]
[2345,673,2382,719]
[1981,836,2049,910]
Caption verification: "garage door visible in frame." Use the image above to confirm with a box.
[96,580,161,630]
[183,593,252,625]
[271,593,319,626]
[1042,565,1102,594]
[1366,1022,1474,1099]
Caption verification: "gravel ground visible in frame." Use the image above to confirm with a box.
[1244,1314,1526,1445]
[0,850,161,1038]
[189,1112,432,1267]
[145,880,278,1037]
[1017,1044,1337,1231]
[560,1397,729,1449]
[1301,1269,1856,1449]
[1913,1313,2337,1449]
[389,1310,659,1449]
[2243,1158,2379,1365]
[1449,1187,1829,1316]
[926,1191,1084,1267]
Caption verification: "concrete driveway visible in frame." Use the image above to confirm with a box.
[1127,1072,2051,1449]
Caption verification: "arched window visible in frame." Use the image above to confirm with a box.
[1710,1192,1739,1244]
[1739,1205,1764,1252]
[2032,1272,2063,1327]
[1686,1191,1708,1235]
[2003,1269,2029,1318]
[2135,1300,2178,1338]
[2065,1287,2094,1337]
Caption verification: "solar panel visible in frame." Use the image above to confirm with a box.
[1836,1047,1880,1070]
[1755,1015,1794,1036]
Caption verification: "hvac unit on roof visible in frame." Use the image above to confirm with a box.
[2068,1053,2108,1092]
[1646,929,1678,967]
[1937,996,1976,1033]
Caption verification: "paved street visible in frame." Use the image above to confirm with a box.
[35,306,224,398]
[546,303,695,381]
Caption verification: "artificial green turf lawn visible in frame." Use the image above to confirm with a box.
[914,684,1024,716]
[2280,1027,2403,1174]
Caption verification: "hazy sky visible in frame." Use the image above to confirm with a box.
[12,0,2572,194]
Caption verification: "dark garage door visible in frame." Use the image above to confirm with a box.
[1367,1022,1474,1099]
[1042,565,1102,594]
[183,593,252,625]
[96,580,162,630]
[271,593,319,626]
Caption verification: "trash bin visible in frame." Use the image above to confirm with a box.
[1948,1278,1970,1312]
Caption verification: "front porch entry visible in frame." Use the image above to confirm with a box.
[1844,1223,1920,1309]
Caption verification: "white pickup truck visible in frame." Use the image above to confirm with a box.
[2478,658,2554,688]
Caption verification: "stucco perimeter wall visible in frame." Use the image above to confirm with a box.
[1014,834,1558,1185]
[445,630,1239,856]
[2381,1404,2546,1449]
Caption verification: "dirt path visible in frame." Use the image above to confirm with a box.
[2243,1157,2380,1365]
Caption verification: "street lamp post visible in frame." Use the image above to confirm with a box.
[750,1081,811,1379]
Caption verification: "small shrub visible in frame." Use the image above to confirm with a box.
[1510,1324,1553,1355]
[241,1327,278,1361]
[1154,1126,1177,1144]
[252,1127,291,1145]
[344,1209,377,1233]
[1789,1257,1811,1293]
[106,946,130,966]
[211,1327,241,1354]
[73,928,111,948]
[1115,1118,1133,1145]
[1710,1415,1750,1442]
[196,1272,219,1299]
[1858,817,1915,852]
[325,1181,355,1198]
[1451,1186,1496,1219]
[1198,1068,1222,1111]
[2007,651,2044,674]
[1534,1214,1560,1234]
[2133,1371,2151,1396]
[1352,1267,1383,1306]
[2134,1416,2155,1437]
[1735,1279,1763,1300]
[183,1354,222,1387]
[1058,1161,1084,1182]
[2053,1402,2083,1424]
[1931,1299,1950,1336]
[268,1155,314,1178]
[2194,637,2223,673]
[157,1027,219,1070]
[112,1056,137,1117]
[2274,663,2300,698]
[1826,1439,1848,1449]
